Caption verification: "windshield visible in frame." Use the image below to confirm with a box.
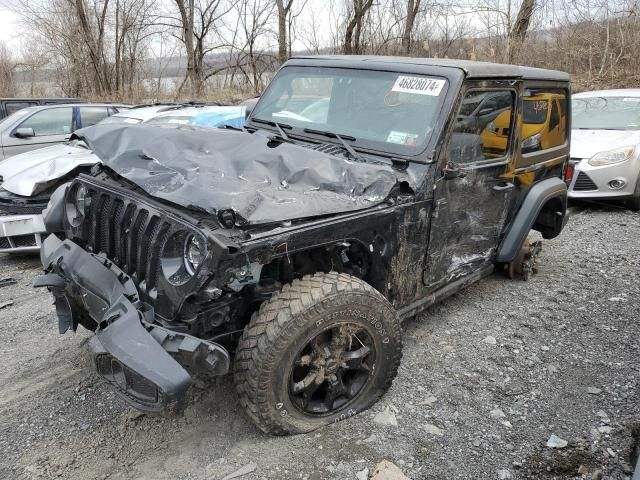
[99,115,143,125]
[523,99,549,124]
[572,96,640,130]
[250,66,448,156]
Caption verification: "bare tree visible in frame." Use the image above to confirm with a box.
[165,0,237,97]
[343,0,375,54]
[504,0,536,62]
[276,0,294,64]
[402,0,423,53]
[235,0,276,93]
[0,41,16,96]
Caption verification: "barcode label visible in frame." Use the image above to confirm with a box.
[392,76,446,96]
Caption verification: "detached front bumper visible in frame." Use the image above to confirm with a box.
[0,213,45,253]
[35,234,230,412]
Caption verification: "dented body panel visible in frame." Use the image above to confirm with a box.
[36,56,571,411]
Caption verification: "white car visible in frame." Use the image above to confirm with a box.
[0,105,245,253]
[568,89,640,210]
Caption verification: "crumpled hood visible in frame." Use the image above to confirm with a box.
[570,129,640,159]
[73,124,408,225]
[0,143,100,196]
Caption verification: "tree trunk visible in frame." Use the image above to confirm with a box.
[401,0,421,54]
[343,0,374,54]
[504,0,536,63]
[276,0,293,65]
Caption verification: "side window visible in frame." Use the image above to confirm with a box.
[450,89,515,164]
[80,106,110,127]
[17,107,73,136]
[522,88,567,154]
[6,102,37,115]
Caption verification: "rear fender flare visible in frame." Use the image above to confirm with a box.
[497,177,567,263]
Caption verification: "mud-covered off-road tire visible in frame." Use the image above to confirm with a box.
[234,272,402,435]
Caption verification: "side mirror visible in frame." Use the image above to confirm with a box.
[14,127,35,138]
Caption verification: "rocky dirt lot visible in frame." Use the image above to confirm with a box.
[0,204,638,480]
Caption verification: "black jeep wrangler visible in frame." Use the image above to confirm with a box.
[36,56,570,435]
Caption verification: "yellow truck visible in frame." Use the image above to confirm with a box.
[481,92,567,157]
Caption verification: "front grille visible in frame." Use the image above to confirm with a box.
[11,234,37,247]
[0,202,47,216]
[0,234,38,249]
[0,187,49,216]
[573,171,598,191]
[78,189,172,294]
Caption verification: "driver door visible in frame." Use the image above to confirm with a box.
[423,84,519,291]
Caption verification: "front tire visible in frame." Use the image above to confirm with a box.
[233,272,402,435]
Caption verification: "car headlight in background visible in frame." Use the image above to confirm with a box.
[588,146,635,166]
[522,133,541,152]
[184,234,205,275]
[486,120,497,133]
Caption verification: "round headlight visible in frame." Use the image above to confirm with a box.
[66,184,88,227]
[75,184,88,215]
[184,234,205,275]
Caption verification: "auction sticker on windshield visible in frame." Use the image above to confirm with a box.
[392,76,445,96]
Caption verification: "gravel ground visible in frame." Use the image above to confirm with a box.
[0,204,638,480]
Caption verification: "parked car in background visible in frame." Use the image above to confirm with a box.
[0,103,129,161]
[568,89,640,210]
[0,98,81,120]
[98,103,184,125]
[0,105,245,253]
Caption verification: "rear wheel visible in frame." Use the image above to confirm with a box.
[233,272,402,435]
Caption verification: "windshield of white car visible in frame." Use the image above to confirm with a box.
[572,96,640,130]
[250,66,448,156]
[99,116,143,125]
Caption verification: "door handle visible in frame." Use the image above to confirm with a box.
[492,182,514,192]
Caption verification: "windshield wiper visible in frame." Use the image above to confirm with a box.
[252,118,292,141]
[303,128,363,161]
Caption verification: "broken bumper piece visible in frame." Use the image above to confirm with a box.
[34,234,230,412]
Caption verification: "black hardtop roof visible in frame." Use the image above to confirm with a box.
[289,55,570,82]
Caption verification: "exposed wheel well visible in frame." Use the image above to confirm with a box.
[532,195,566,239]
[258,241,382,292]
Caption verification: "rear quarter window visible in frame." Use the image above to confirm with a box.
[5,102,38,116]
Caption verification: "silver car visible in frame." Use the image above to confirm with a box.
[0,103,128,161]
[568,89,640,210]
[0,105,246,253]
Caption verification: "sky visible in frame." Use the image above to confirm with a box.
[0,1,20,51]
